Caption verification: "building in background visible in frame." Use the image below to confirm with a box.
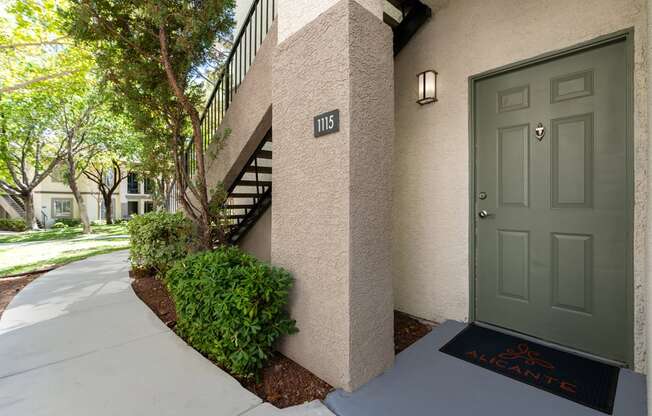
[0,165,160,227]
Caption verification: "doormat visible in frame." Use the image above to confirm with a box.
[439,324,620,414]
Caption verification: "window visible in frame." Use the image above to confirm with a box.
[52,198,73,218]
[144,178,155,195]
[144,201,154,213]
[127,201,139,216]
[103,170,115,188]
[127,173,139,194]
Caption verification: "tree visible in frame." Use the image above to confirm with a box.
[0,0,95,229]
[0,92,64,228]
[57,84,103,233]
[0,0,90,95]
[84,159,126,224]
[62,0,235,250]
[83,111,141,224]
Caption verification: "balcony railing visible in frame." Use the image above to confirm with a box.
[187,0,277,177]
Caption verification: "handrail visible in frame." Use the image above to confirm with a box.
[188,0,277,177]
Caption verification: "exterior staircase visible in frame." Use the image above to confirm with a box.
[193,0,432,242]
[1,194,25,218]
[224,131,272,243]
[0,194,44,228]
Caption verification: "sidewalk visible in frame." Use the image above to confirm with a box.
[0,251,332,416]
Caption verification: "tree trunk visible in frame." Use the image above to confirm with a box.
[159,25,212,250]
[103,193,113,225]
[22,191,38,230]
[67,161,91,234]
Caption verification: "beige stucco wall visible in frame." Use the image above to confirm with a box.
[237,207,271,262]
[205,24,276,192]
[393,0,648,371]
[272,0,394,390]
[276,0,383,42]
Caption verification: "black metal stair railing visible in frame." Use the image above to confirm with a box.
[187,0,277,177]
[224,130,272,243]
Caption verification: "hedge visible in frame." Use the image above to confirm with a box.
[166,246,297,379]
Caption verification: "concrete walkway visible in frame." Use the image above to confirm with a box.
[0,251,333,416]
[325,321,646,416]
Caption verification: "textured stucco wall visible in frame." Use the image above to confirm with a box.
[237,207,271,262]
[205,24,276,192]
[272,0,394,390]
[276,0,383,43]
[646,0,652,402]
[393,0,648,371]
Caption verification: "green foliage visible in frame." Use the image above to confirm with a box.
[51,222,68,229]
[166,247,298,379]
[0,218,27,231]
[127,212,195,273]
[56,218,81,227]
[61,0,237,250]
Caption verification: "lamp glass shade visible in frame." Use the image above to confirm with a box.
[417,70,437,105]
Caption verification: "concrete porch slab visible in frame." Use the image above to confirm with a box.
[324,320,646,416]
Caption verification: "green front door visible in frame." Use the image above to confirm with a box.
[474,38,631,364]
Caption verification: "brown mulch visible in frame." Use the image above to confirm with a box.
[394,310,434,354]
[130,270,435,408]
[242,354,333,408]
[130,269,177,328]
[0,273,43,318]
[130,270,334,408]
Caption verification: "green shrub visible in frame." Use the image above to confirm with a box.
[0,218,27,231]
[51,222,68,229]
[166,246,298,379]
[57,218,81,227]
[127,211,194,273]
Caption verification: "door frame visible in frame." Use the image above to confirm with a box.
[467,28,635,367]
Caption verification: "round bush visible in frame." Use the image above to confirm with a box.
[0,218,27,231]
[166,246,298,379]
[127,211,195,273]
[51,222,68,229]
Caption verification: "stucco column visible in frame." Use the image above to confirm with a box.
[647,0,652,412]
[272,0,394,391]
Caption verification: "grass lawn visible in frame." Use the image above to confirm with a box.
[0,223,129,276]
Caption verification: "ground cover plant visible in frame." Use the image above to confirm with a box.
[0,218,27,232]
[128,212,195,274]
[165,246,298,379]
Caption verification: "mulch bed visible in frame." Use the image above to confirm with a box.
[130,270,434,408]
[130,269,177,328]
[0,273,43,318]
[130,270,333,408]
[394,310,434,354]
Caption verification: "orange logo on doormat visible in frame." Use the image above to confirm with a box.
[498,343,555,370]
[464,343,577,394]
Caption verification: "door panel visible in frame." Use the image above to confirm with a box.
[551,113,594,208]
[474,39,630,364]
[498,124,530,207]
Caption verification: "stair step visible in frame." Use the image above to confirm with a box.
[245,166,272,174]
[230,193,261,198]
[256,150,272,159]
[236,180,272,187]
[226,204,254,210]
[227,214,247,219]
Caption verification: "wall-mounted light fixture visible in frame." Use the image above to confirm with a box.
[417,70,438,105]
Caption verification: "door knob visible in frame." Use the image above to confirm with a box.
[478,210,491,218]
